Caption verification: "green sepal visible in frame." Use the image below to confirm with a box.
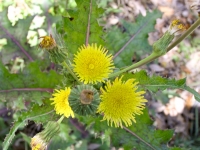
[39,121,60,143]
[153,31,174,56]
[48,46,68,64]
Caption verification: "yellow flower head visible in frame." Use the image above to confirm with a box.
[50,87,74,118]
[73,44,114,84]
[97,77,147,128]
[31,135,47,150]
[39,34,56,50]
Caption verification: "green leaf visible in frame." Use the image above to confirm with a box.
[0,9,36,63]
[3,99,58,150]
[0,61,63,108]
[123,70,200,102]
[105,10,162,67]
[57,0,105,56]
[110,109,173,150]
[78,109,173,149]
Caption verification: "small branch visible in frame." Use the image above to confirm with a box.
[85,0,92,46]
[123,126,156,150]
[0,23,34,61]
[0,88,53,93]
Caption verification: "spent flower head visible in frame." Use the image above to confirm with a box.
[68,84,100,116]
[50,87,74,118]
[39,34,56,50]
[153,19,187,55]
[31,121,60,150]
[31,134,47,150]
[73,44,114,84]
[168,19,187,36]
[39,34,67,64]
[97,77,147,128]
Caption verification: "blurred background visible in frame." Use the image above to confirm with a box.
[1,0,200,149]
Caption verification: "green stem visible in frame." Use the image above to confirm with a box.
[62,61,81,84]
[167,18,200,51]
[109,18,200,79]
[109,52,159,78]
[57,115,65,124]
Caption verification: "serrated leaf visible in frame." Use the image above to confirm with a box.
[3,99,58,150]
[123,70,200,102]
[77,109,173,149]
[57,0,105,56]
[0,61,63,108]
[105,10,162,67]
[110,109,173,150]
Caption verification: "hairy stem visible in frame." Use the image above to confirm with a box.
[123,126,156,150]
[57,115,65,124]
[62,61,81,84]
[109,52,159,78]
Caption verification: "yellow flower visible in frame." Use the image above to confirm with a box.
[97,77,147,128]
[39,34,56,50]
[50,87,74,118]
[31,135,47,150]
[73,44,114,84]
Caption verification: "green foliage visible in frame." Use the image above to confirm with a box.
[77,109,175,150]
[0,61,63,108]
[57,0,105,57]
[105,10,162,67]
[3,99,58,150]
[0,9,35,63]
[123,70,200,101]
[1,0,200,150]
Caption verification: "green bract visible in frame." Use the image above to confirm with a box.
[68,84,100,116]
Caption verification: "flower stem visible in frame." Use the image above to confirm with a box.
[123,126,156,150]
[109,52,159,78]
[57,115,65,124]
[167,17,200,51]
[62,61,81,84]
[109,18,200,79]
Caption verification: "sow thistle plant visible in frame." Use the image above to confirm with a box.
[31,18,189,149]
[36,35,149,148]
[3,1,200,150]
